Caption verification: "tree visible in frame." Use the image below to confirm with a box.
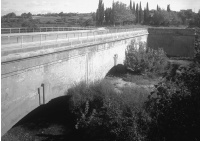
[170,11,182,26]
[91,12,96,22]
[111,1,135,25]
[189,10,200,27]
[21,12,32,19]
[111,1,116,25]
[157,4,161,11]
[136,3,139,23]
[144,8,147,24]
[4,12,16,18]
[151,10,182,26]
[139,1,143,23]
[132,1,135,15]
[145,2,149,24]
[82,18,94,26]
[21,19,38,28]
[146,2,149,12]
[151,10,170,26]
[59,12,64,17]
[167,4,171,12]
[96,0,104,25]
[130,0,132,10]
[105,7,112,24]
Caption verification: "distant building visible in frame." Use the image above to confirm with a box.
[180,9,193,12]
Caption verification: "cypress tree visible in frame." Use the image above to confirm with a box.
[146,2,149,12]
[157,4,160,11]
[144,8,146,24]
[111,0,115,26]
[167,4,171,12]
[96,9,99,25]
[130,0,132,10]
[101,2,104,25]
[146,2,149,23]
[132,2,135,14]
[136,3,138,23]
[96,0,104,25]
[139,1,142,23]
[105,8,112,24]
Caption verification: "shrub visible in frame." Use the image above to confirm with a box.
[144,63,200,141]
[124,40,168,75]
[194,33,200,63]
[67,80,149,141]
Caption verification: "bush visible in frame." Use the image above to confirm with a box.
[194,33,200,63]
[144,63,200,141]
[67,80,149,141]
[124,40,168,75]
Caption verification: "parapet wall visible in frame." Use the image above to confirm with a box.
[148,28,195,58]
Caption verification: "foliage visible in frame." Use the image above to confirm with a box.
[3,12,17,18]
[105,8,112,24]
[136,3,139,23]
[194,33,200,63]
[96,0,104,25]
[21,12,32,19]
[68,80,149,141]
[167,4,171,12]
[112,1,135,25]
[1,12,95,28]
[157,5,161,11]
[189,10,200,28]
[145,62,200,141]
[150,10,182,26]
[139,2,143,24]
[129,0,132,10]
[124,40,168,75]
[21,19,38,28]
[132,2,135,15]
[66,38,200,140]
[1,12,38,28]
[81,18,94,26]
[143,2,150,24]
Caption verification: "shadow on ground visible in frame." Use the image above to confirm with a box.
[3,95,84,141]
[106,64,140,77]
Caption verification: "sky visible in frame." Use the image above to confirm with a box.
[1,0,200,16]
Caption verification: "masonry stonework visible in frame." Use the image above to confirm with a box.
[1,30,148,135]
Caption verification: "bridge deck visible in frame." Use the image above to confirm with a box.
[1,30,93,37]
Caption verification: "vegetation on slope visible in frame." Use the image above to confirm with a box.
[66,38,200,141]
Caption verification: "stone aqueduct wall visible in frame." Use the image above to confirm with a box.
[1,30,148,135]
[148,28,196,58]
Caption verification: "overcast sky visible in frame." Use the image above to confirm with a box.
[1,0,200,16]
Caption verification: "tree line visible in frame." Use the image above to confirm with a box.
[1,12,96,28]
[96,0,200,27]
[1,0,199,28]
[1,12,39,28]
